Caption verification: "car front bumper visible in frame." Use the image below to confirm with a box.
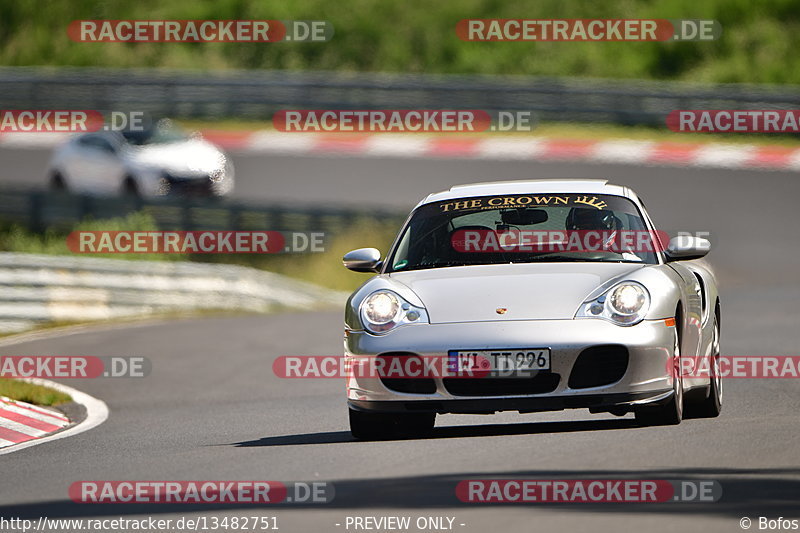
[345,317,676,414]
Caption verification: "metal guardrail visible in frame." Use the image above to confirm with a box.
[2,67,800,126]
[0,190,383,333]
[0,188,406,234]
[0,252,347,334]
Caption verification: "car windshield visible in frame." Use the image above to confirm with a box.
[386,193,660,272]
[121,120,188,146]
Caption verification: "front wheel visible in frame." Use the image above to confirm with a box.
[685,314,722,419]
[635,327,683,426]
[349,408,435,441]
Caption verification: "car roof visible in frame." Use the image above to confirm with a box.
[417,179,632,207]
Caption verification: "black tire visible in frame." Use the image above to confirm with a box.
[349,408,435,441]
[635,326,683,426]
[685,312,722,419]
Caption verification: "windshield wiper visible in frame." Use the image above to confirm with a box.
[400,261,470,271]
[508,256,647,264]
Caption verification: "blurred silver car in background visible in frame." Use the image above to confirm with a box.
[47,119,234,198]
[343,179,721,440]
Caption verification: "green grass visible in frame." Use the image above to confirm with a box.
[1,0,799,84]
[197,216,400,291]
[0,211,182,260]
[528,122,800,146]
[0,378,71,406]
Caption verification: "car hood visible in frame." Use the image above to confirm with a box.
[127,139,226,176]
[389,262,646,323]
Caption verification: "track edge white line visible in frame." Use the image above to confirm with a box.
[0,377,108,455]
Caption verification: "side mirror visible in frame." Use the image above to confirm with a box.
[665,236,710,262]
[343,248,383,273]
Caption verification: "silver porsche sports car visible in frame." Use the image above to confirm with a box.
[343,179,721,440]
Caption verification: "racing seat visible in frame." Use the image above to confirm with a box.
[565,207,636,256]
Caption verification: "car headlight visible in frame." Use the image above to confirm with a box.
[359,290,428,334]
[576,281,650,326]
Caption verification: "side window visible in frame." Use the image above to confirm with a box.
[78,135,117,154]
[626,213,644,231]
[392,228,410,269]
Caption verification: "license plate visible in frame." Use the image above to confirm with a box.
[449,349,550,377]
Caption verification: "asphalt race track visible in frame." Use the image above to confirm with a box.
[0,146,799,532]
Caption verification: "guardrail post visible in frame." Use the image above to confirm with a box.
[229,205,242,230]
[29,192,43,233]
[80,194,93,221]
[181,201,192,230]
